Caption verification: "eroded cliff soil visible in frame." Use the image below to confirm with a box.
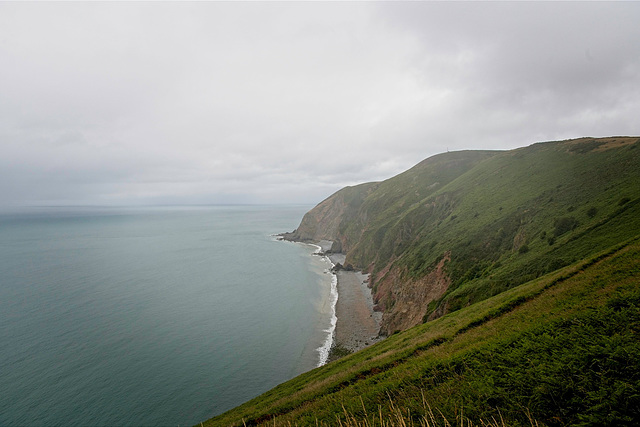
[372,252,451,335]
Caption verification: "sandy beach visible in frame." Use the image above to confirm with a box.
[327,252,383,356]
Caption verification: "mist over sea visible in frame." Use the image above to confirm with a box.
[0,205,334,426]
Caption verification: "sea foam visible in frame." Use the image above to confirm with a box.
[311,244,338,367]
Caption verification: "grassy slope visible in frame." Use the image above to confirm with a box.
[418,138,640,316]
[342,137,640,325]
[342,150,499,267]
[203,238,640,426]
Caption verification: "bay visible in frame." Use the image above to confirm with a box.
[0,205,332,426]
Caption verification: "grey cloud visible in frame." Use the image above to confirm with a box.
[373,2,640,144]
[0,2,638,207]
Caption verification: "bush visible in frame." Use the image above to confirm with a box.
[554,216,579,237]
[587,206,598,218]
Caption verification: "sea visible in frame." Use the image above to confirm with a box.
[0,205,337,426]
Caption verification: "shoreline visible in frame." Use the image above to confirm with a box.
[309,241,338,367]
[277,236,383,365]
[327,252,382,360]
[321,247,382,362]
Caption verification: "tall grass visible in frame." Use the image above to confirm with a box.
[258,391,540,427]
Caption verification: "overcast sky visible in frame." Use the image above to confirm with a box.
[1,2,638,207]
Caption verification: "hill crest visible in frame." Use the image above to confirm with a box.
[284,136,640,334]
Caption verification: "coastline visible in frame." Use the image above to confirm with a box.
[326,252,382,361]
[277,236,383,365]
[310,241,338,367]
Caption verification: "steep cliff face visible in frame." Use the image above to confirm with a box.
[287,137,640,336]
[373,251,451,335]
[280,182,377,252]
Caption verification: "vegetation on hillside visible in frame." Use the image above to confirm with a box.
[284,137,640,333]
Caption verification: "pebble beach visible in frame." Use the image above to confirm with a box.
[327,253,383,355]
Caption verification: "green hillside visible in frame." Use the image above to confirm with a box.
[203,137,640,426]
[284,137,640,334]
[204,238,640,426]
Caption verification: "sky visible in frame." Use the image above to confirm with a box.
[1,2,639,207]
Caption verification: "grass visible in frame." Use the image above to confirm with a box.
[309,393,527,427]
[201,238,640,426]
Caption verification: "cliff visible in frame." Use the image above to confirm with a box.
[284,136,640,335]
[280,182,378,253]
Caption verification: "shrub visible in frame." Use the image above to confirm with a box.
[554,216,579,237]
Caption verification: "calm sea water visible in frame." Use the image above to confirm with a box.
[0,205,335,426]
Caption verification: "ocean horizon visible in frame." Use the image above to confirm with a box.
[0,205,335,426]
